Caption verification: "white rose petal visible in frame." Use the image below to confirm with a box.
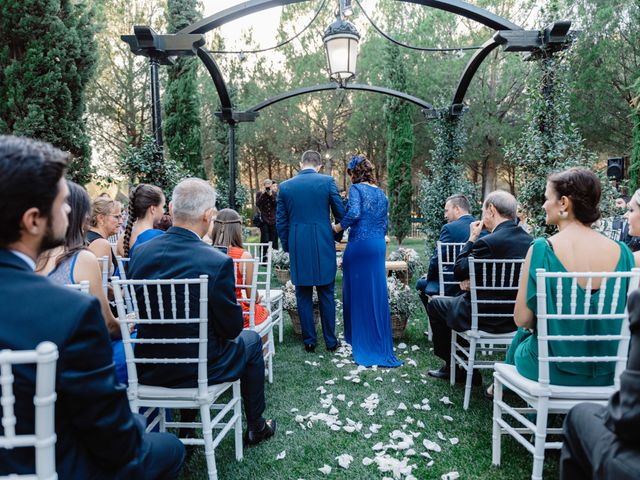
[439,396,454,405]
[397,402,407,410]
[318,464,332,475]
[449,437,459,445]
[336,394,346,401]
[411,345,420,351]
[443,415,453,422]
[398,343,407,349]
[329,406,339,415]
[386,410,395,416]
[441,472,460,480]
[276,450,286,460]
[336,454,354,469]
[437,431,446,441]
[416,420,425,428]
[285,430,294,435]
[362,457,374,466]
[423,439,442,452]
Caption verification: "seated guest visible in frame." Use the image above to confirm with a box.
[0,135,184,479]
[507,168,636,389]
[117,183,165,258]
[210,208,269,329]
[416,194,476,308]
[560,289,640,479]
[427,190,532,383]
[87,195,122,276]
[127,178,276,446]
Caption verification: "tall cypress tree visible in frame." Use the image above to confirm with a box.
[384,42,414,244]
[0,0,98,184]
[164,0,203,177]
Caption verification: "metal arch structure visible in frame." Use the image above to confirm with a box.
[122,0,574,208]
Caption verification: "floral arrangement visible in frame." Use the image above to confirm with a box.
[272,249,290,270]
[387,276,419,318]
[388,247,423,275]
[282,281,319,311]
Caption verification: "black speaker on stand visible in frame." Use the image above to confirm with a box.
[607,157,624,183]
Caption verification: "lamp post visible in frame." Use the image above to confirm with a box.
[322,15,360,84]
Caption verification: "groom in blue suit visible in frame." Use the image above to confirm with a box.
[277,150,345,352]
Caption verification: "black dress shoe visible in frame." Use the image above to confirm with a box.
[304,344,316,353]
[327,341,342,352]
[427,366,450,380]
[244,418,277,447]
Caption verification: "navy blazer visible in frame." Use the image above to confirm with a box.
[276,169,345,286]
[0,250,146,479]
[127,227,246,388]
[424,214,477,296]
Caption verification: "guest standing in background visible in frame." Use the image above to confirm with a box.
[333,155,402,368]
[256,178,279,254]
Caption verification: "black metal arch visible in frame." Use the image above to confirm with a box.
[179,0,522,35]
[245,83,434,114]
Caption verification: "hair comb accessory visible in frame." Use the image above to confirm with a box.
[214,219,242,224]
[347,155,365,171]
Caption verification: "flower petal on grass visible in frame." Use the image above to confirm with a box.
[423,439,442,452]
[336,454,354,469]
[276,451,286,460]
[441,472,460,480]
[439,396,454,405]
[318,464,332,475]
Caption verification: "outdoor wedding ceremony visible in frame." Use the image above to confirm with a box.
[1,0,640,479]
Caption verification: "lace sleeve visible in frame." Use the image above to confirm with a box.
[340,185,362,230]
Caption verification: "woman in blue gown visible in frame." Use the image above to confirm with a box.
[333,155,402,368]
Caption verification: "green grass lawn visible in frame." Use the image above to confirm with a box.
[180,238,560,479]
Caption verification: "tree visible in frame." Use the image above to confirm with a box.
[0,0,99,184]
[86,0,163,180]
[384,42,414,244]
[163,0,202,177]
[417,112,477,251]
[509,49,617,236]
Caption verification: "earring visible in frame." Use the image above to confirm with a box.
[559,210,568,219]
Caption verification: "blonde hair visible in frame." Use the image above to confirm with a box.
[632,189,640,207]
[90,197,116,227]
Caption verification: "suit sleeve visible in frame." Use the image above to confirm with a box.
[209,257,244,339]
[276,189,289,252]
[454,238,492,281]
[59,298,142,471]
[329,179,346,225]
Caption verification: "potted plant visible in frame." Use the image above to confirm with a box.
[282,281,320,335]
[388,247,423,283]
[387,276,419,339]
[272,249,291,284]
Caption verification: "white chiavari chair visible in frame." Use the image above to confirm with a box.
[492,268,640,480]
[64,280,90,294]
[112,276,242,480]
[244,242,285,344]
[430,241,467,342]
[0,342,58,480]
[232,257,275,384]
[451,257,524,410]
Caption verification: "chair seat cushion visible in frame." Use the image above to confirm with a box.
[245,315,274,335]
[259,289,282,303]
[458,329,516,340]
[137,382,233,400]
[494,363,617,400]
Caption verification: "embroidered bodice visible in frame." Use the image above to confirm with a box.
[340,184,388,242]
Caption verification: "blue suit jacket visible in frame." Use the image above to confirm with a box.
[0,250,146,479]
[127,227,246,388]
[276,170,345,286]
[422,214,477,296]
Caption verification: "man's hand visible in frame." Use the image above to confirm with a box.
[332,223,343,234]
[459,279,471,291]
[469,221,483,242]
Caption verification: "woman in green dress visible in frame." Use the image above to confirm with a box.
[504,168,637,392]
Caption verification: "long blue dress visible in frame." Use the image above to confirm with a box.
[341,184,402,368]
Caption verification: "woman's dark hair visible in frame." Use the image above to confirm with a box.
[211,209,243,249]
[123,184,164,257]
[347,156,376,185]
[56,181,91,267]
[547,167,601,225]
[154,214,173,232]
[0,135,68,248]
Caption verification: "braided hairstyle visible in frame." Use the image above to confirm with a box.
[123,184,164,257]
[211,209,243,249]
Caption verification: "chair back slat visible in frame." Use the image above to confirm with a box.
[232,258,259,329]
[65,280,90,294]
[436,242,466,297]
[535,268,640,387]
[100,255,109,298]
[469,257,524,332]
[112,276,209,408]
[243,242,273,302]
[115,256,135,314]
[0,342,58,479]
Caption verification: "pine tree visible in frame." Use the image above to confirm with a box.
[163,0,203,177]
[0,0,99,184]
[383,42,414,244]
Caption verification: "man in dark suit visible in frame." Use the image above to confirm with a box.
[256,178,279,252]
[416,194,476,308]
[0,135,184,479]
[427,190,532,382]
[276,150,345,353]
[560,289,640,479]
[128,178,276,446]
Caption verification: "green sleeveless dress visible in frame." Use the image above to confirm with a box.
[506,238,635,386]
